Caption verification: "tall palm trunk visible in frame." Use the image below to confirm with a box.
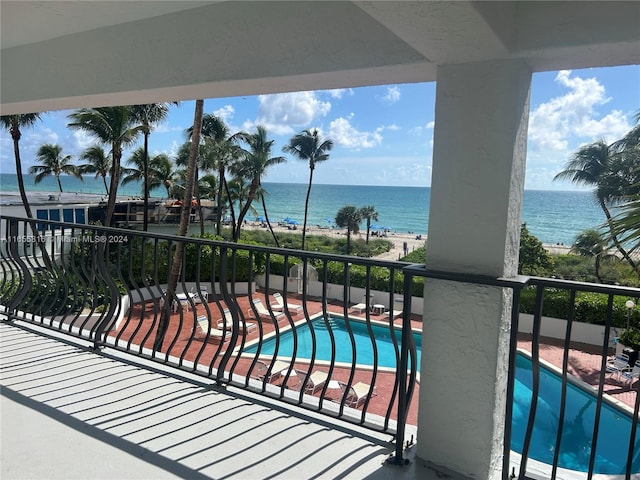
[595,254,604,283]
[261,192,279,247]
[142,132,150,231]
[216,166,225,236]
[56,175,63,192]
[10,123,53,269]
[233,180,259,241]
[302,166,314,250]
[224,180,236,239]
[365,219,371,244]
[154,99,204,351]
[105,147,122,226]
[102,175,109,195]
[194,168,205,237]
[600,198,638,271]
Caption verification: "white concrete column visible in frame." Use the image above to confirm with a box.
[416,60,531,478]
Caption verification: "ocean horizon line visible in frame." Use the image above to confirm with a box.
[0,173,591,194]
[0,174,604,245]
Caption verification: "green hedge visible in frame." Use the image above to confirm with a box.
[519,287,637,327]
[261,255,424,297]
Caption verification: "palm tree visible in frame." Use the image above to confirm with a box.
[194,114,244,236]
[571,229,613,283]
[130,103,177,230]
[176,139,212,235]
[121,147,170,195]
[227,177,260,220]
[198,174,217,200]
[154,99,203,351]
[611,110,640,155]
[79,145,111,194]
[0,113,53,267]
[283,128,333,249]
[231,126,285,242]
[335,205,363,255]
[609,199,640,255]
[359,205,379,244]
[554,139,638,272]
[606,114,640,259]
[67,107,143,226]
[151,154,176,199]
[29,143,81,192]
[0,114,41,222]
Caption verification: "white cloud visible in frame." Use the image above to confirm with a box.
[409,121,434,136]
[529,70,632,152]
[385,124,400,131]
[297,155,432,187]
[328,117,383,149]
[246,91,331,135]
[385,163,431,185]
[70,129,94,152]
[382,86,401,104]
[213,105,235,123]
[325,88,354,99]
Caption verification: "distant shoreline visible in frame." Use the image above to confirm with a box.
[0,190,574,257]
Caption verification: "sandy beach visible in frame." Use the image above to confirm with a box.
[243,221,427,261]
[243,221,572,260]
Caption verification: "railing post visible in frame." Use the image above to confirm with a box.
[387,266,414,465]
[5,219,32,316]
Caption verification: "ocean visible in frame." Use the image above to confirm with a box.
[0,173,603,246]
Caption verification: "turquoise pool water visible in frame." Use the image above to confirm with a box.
[513,353,640,475]
[244,315,421,369]
[244,315,639,475]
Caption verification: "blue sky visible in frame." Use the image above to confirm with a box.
[1,65,638,190]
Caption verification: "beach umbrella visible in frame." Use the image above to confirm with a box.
[255,216,265,222]
[370,224,381,229]
[288,219,299,225]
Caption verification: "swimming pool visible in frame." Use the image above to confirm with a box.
[244,315,421,369]
[513,353,640,475]
[244,315,639,475]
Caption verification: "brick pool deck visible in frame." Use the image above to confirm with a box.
[115,291,638,424]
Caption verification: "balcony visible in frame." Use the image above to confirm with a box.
[1,216,639,479]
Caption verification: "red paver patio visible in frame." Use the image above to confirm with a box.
[111,291,637,429]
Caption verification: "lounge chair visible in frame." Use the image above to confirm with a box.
[339,381,376,408]
[385,298,404,319]
[294,369,328,394]
[621,360,640,388]
[248,299,285,322]
[191,286,209,304]
[217,308,257,333]
[350,294,374,314]
[606,353,631,380]
[270,292,303,315]
[350,303,367,314]
[173,292,196,312]
[195,315,227,342]
[255,359,290,383]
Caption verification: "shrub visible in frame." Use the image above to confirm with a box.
[519,287,633,327]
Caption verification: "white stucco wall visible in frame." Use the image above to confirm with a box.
[417,59,532,479]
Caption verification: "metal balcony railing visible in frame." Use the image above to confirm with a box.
[0,215,419,463]
[1,215,638,478]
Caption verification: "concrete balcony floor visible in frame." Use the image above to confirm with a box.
[0,321,458,480]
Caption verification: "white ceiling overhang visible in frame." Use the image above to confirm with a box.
[1,1,638,115]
